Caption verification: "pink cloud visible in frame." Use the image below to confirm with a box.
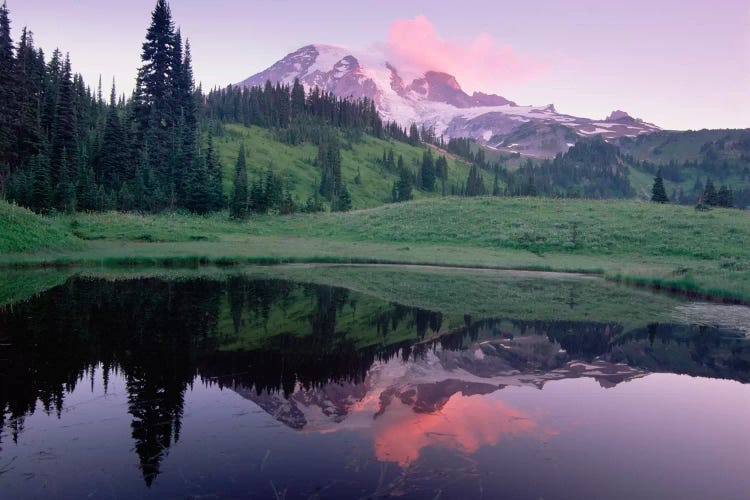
[385,16,548,92]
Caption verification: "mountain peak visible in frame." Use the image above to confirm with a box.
[606,110,632,121]
[239,44,660,156]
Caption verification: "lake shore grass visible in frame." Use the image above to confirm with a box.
[1,197,748,303]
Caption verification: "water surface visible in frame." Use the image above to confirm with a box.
[1,267,748,499]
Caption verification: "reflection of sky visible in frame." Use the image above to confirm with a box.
[3,369,749,499]
[371,394,550,466]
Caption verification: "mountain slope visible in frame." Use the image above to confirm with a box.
[239,44,660,156]
[213,123,473,209]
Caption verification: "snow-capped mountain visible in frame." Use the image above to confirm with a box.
[238,44,660,156]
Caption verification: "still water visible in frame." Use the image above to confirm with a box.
[0,268,748,499]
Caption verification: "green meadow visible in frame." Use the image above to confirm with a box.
[1,196,748,302]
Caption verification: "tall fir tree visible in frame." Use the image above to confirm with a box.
[651,168,669,203]
[230,144,249,219]
[703,178,718,206]
[97,80,129,190]
[420,150,436,192]
[0,0,14,191]
[134,0,179,201]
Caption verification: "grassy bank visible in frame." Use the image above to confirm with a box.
[1,197,748,302]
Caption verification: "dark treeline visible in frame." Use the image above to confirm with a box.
[0,0,392,215]
[204,81,383,142]
[442,136,634,199]
[630,154,749,208]
[0,0,226,214]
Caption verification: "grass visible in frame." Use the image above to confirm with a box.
[1,197,749,302]
[0,201,85,253]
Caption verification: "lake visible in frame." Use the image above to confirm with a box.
[1,265,749,499]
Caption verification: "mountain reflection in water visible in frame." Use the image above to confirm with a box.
[0,274,748,499]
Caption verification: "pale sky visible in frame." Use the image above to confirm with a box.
[6,0,750,130]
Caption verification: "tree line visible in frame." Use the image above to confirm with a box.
[0,0,390,215]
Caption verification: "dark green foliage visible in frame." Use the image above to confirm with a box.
[435,155,448,181]
[337,183,352,212]
[247,168,295,214]
[319,132,342,205]
[717,185,734,208]
[30,154,52,213]
[96,82,129,190]
[420,150,436,192]
[230,144,249,219]
[651,168,669,203]
[465,164,486,197]
[392,166,413,203]
[184,155,211,214]
[205,134,225,211]
[703,178,718,206]
[54,149,76,213]
[0,1,14,191]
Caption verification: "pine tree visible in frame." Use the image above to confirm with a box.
[134,0,179,191]
[0,0,15,189]
[205,134,224,211]
[230,144,249,219]
[30,154,52,213]
[290,78,305,118]
[717,185,734,208]
[54,149,77,212]
[396,167,413,202]
[492,168,501,196]
[337,183,352,212]
[703,178,718,206]
[651,168,669,203]
[465,164,486,197]
[185,154,211,214]
[420,150,435,191]
[97,80,129,190]
[51,54,77,183]
[76,147,98,211]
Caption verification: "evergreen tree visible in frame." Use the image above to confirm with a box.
[184,154,211,214]
[134,0,180,194]
[703,178,718,206]
[651,168,669,203]
[465,164,486,197]
[30,154,52,212]
[395,166,413,202]
[51,54,77,182]
[290,78,305,118]
[205,133,224,211]
[337,183,352,212]
[419,150,435,191]
[0,0,14,190]
[76,147,98,211]
[435,155,448,181]
[319,132,342,203]
[229,144,249,219]
[54,149,76,212]
[492,168,501,196]
[717,185,734,208]
[97,80,129,190]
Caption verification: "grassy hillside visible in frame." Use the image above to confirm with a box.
[0,201,83,253]
[213,124,474,209]
[2,197,748,301]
